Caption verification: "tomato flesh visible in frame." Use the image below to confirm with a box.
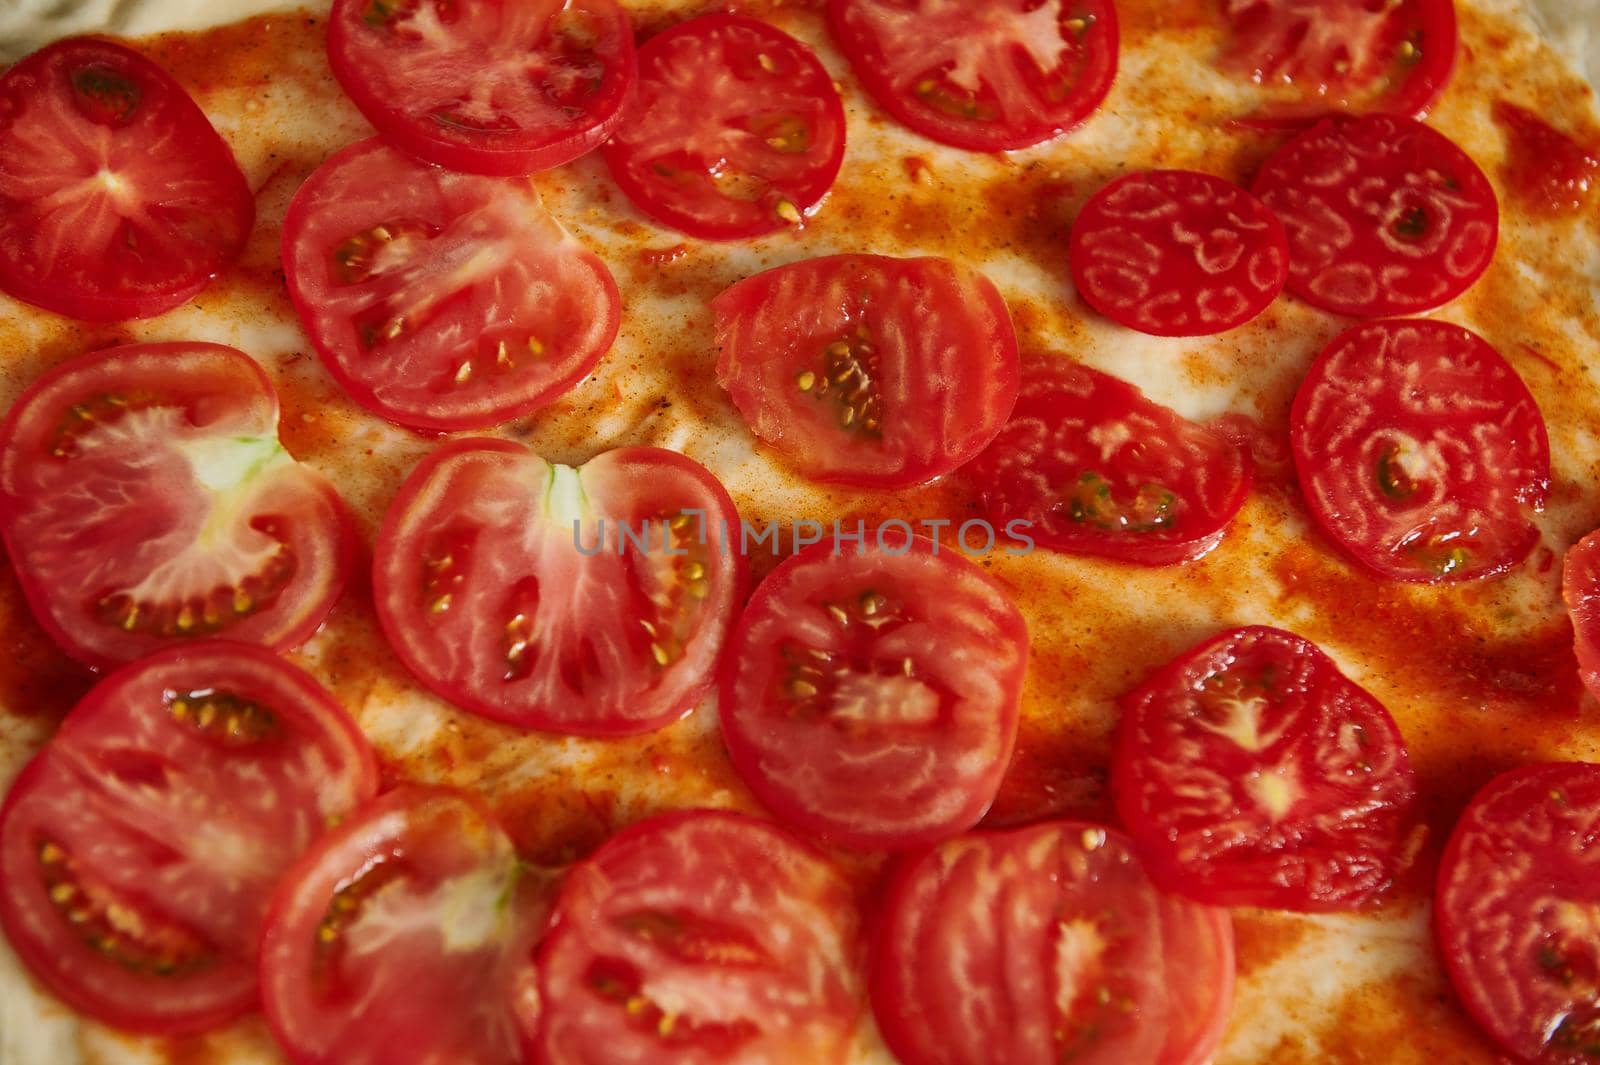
[1493,101,1600,217]
[1564,531,1600,704]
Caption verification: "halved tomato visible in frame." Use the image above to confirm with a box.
[0,342,353,669]
[0,642,376,1034]
[373,441,742,736]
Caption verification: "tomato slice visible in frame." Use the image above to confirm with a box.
[282,137,620,431]
[1290,320,1549,583]
[0,37,253,321]
[0,642,377,1034]
[601,13,846,240]
[1156,897,1236,1065]
[0,342,354,669]
[1564,531,1600,704]
[713,254,1020,488]
[1252,114,1498,318]
[966,359,1252,566]
[1114,626,1417,911]
[527,809,864,1063]
[1435,762,1600,1063]
[326,0,637,175]
[260,788,544,1065]
[826,0,1118,152]
[374,440,742,736]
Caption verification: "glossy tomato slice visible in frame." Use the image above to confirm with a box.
[1252,113,1498,318]
[0,37,253,321]
[527,810,864,1063]
[713,254,1019,488]
[827,0,1118,151]
[1114,626,1417,911]
[1435,762,1600,1063]
[260,788,544,1065]
[374,441,742,736]
[282,137,619,431]
[1157,897,1236,1065]
[0,342,354,669]
[602,13,846,240]
[1290,320,1549,583]
[0,642,376,1034]
[720,536,1027,850]
[327,0,636,175]
[1563,531,1600,703]
[966,359,1252,565]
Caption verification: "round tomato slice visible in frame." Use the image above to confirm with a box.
[966,359,1252,566]
[374,440,742,736]
[1563,531,1600,703]
[0,37,253,321]
[1435,762,1600,1063]
[1114,626,1417,911]
[826,0,1118,152]
[601,13,846,240]
[719,536,1027,851]
[0,642,376,1034]
[1252,113,1498,318]
[1290,320,1550,583]
[282,137,620,431]
[260,788,544,1065]
[527,809,863,1064]
[0,342,354,669]
[326,0,637,175]
[713,254,1020,488]
[1069,169,1288,336]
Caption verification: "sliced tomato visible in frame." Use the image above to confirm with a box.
[966,359,1252,566]
[0,37,253,321]
[1252,113,1498,318]
[1564,531,1600,703]
[527,809,864,1063]
[327,0,637,175]
[601,13,846,240]
[1493,101,1600,217]
[0,642,376,1034]
[1290,320,1549,583]
[0,342,354,669]
[282,137,620,431]
[374,441,742,736]
[260,788,545,1065]
[713,254,1019,488]
[826,0,1118,152]
[1435,762,1600,1063]
[1156,897,1236,1065]
[1114,626,1416,911]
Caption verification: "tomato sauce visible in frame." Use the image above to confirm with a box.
[1494,99,1600,216]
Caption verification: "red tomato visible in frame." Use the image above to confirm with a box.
[1114,626,1417,912]
[1435,762,1600,1063]
[1493,101,1600,216]
[826,0,1118,152]
[0,342,354,669]
[1156,897,1236,1065]
[282,137,620,431]
[967,360,1252,566]
[1563,531,1600,703]
[260,788,545,1065]
[713,254,1020,488]
[326,0,637,175]
[0,642,376,1034]
[1290,320,1549,583]
[374,441,742,736]
[1252,114,1498,318]
[527,809,864,1064]
[0,37,253,321]
[602,13,846,240]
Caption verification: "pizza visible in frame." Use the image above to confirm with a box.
[0,0,1597,1062]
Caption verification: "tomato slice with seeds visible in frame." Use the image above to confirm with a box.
[0,37,253,321]
[374,440,742,736]
[1113,626,1417,912]
[826,0,1118,152]
[282,137,620,431]
[0,642,376,1034]
[1252,113,1498,318]
[602,13,846,240]
[327,0,636,175]
[0,342,354,669]
[1562,531,1600,705]
[526,809,864,1064]
[1290,320,1550,583]
[713,254,1020,488]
